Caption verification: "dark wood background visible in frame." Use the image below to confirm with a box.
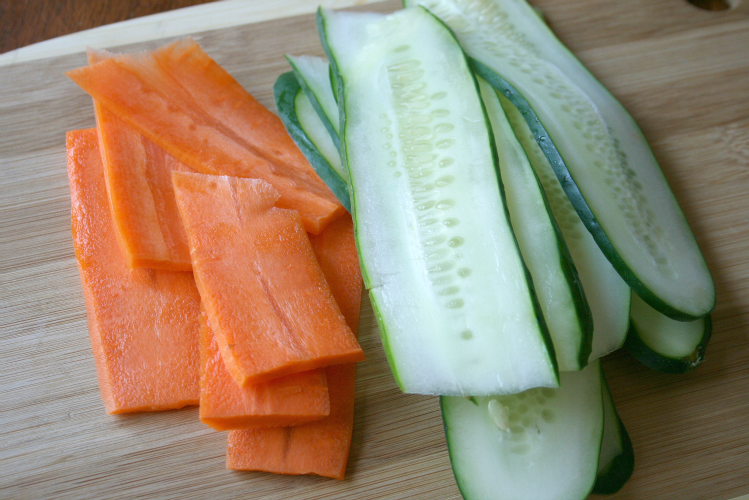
[0,0,217,54]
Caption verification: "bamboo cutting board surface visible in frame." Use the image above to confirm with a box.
[1,0,748,498]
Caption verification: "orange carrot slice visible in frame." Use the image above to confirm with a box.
[67,128,201,414]
[89,48,193,271]
[66,39,344,234]
[172,171,364,387]
[93,102,195,271]
[226,213,363,480]
[198,305,330,431]
[308,213,363,333]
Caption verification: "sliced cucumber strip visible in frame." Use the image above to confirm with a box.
[441,360,604,500]
[319,6,558,395]
[479,77,592,371]
[294,83,344,179]
[594,368,634,494]
[273,71,350,211]
[286,54,341,146]
[626,292,712,374]
[499,88,631,361]
[407,0,715,321]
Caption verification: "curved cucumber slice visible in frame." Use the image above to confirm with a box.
[319,6,557,395]
[294,84,344,180]
[294,85,346,179]
[441,360,604,500]
[626,292,712,374]
[498,87,630,361]
[286,54,341,147]
[479,77,592,371]
[273,71,350,211]
[594,368,634,494]
[407,0,715,321]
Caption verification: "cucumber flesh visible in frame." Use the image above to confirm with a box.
[479,77,592,371]
[407,0,715,321]
[293,83,345,179]
[286,54,341,146]
[441,360,604,500]
[626,292,712,374]
[319,6,558,395]
[273,71,350,211]
[498,88,631,361]
[594,367,634,494]
[286,56,345,180]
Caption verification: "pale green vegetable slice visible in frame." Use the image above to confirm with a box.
[286,54,341,146]
[626,292,712,373]
[479,76,592,371]
[441,360,604,500]
[319,5,557,395]
[273,71,349,210]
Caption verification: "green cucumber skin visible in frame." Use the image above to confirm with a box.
[286,55,341,150]
[593,369,634,495]
[329,63,339,104]
[559,228,594,368]
[625,313,712,374]
[368,288,406,391]
[593,426,634,495]
[273,71,350,212]
[319,6,559,395]
[470,59,710,322]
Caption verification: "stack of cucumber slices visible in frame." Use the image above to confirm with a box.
[273,0,715,497]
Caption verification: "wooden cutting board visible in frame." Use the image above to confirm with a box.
[1,0,748,498]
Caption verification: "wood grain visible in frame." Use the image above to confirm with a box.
[1,0,748,499]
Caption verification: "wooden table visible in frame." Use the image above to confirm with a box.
[1,0,749,499]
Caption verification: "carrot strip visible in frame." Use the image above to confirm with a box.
[93,105,195,271]
[172,172,364,387]
[226,213,363,480]
[89,47,193,271]
[308,213,363,333]
[198,305,330,431]
[67,128,201,414]
[66,38,344,234]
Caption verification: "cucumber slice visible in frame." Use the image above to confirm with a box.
[626,292,712,374]
[319,6,558,395]
[293,82,344,180]
[498,87,631,361]
[406,0,715,321]
[479,77,592,371]
[594,368,634,494]
[273,71,350,211]
[441,360,604,500]
[286,54,341,147]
